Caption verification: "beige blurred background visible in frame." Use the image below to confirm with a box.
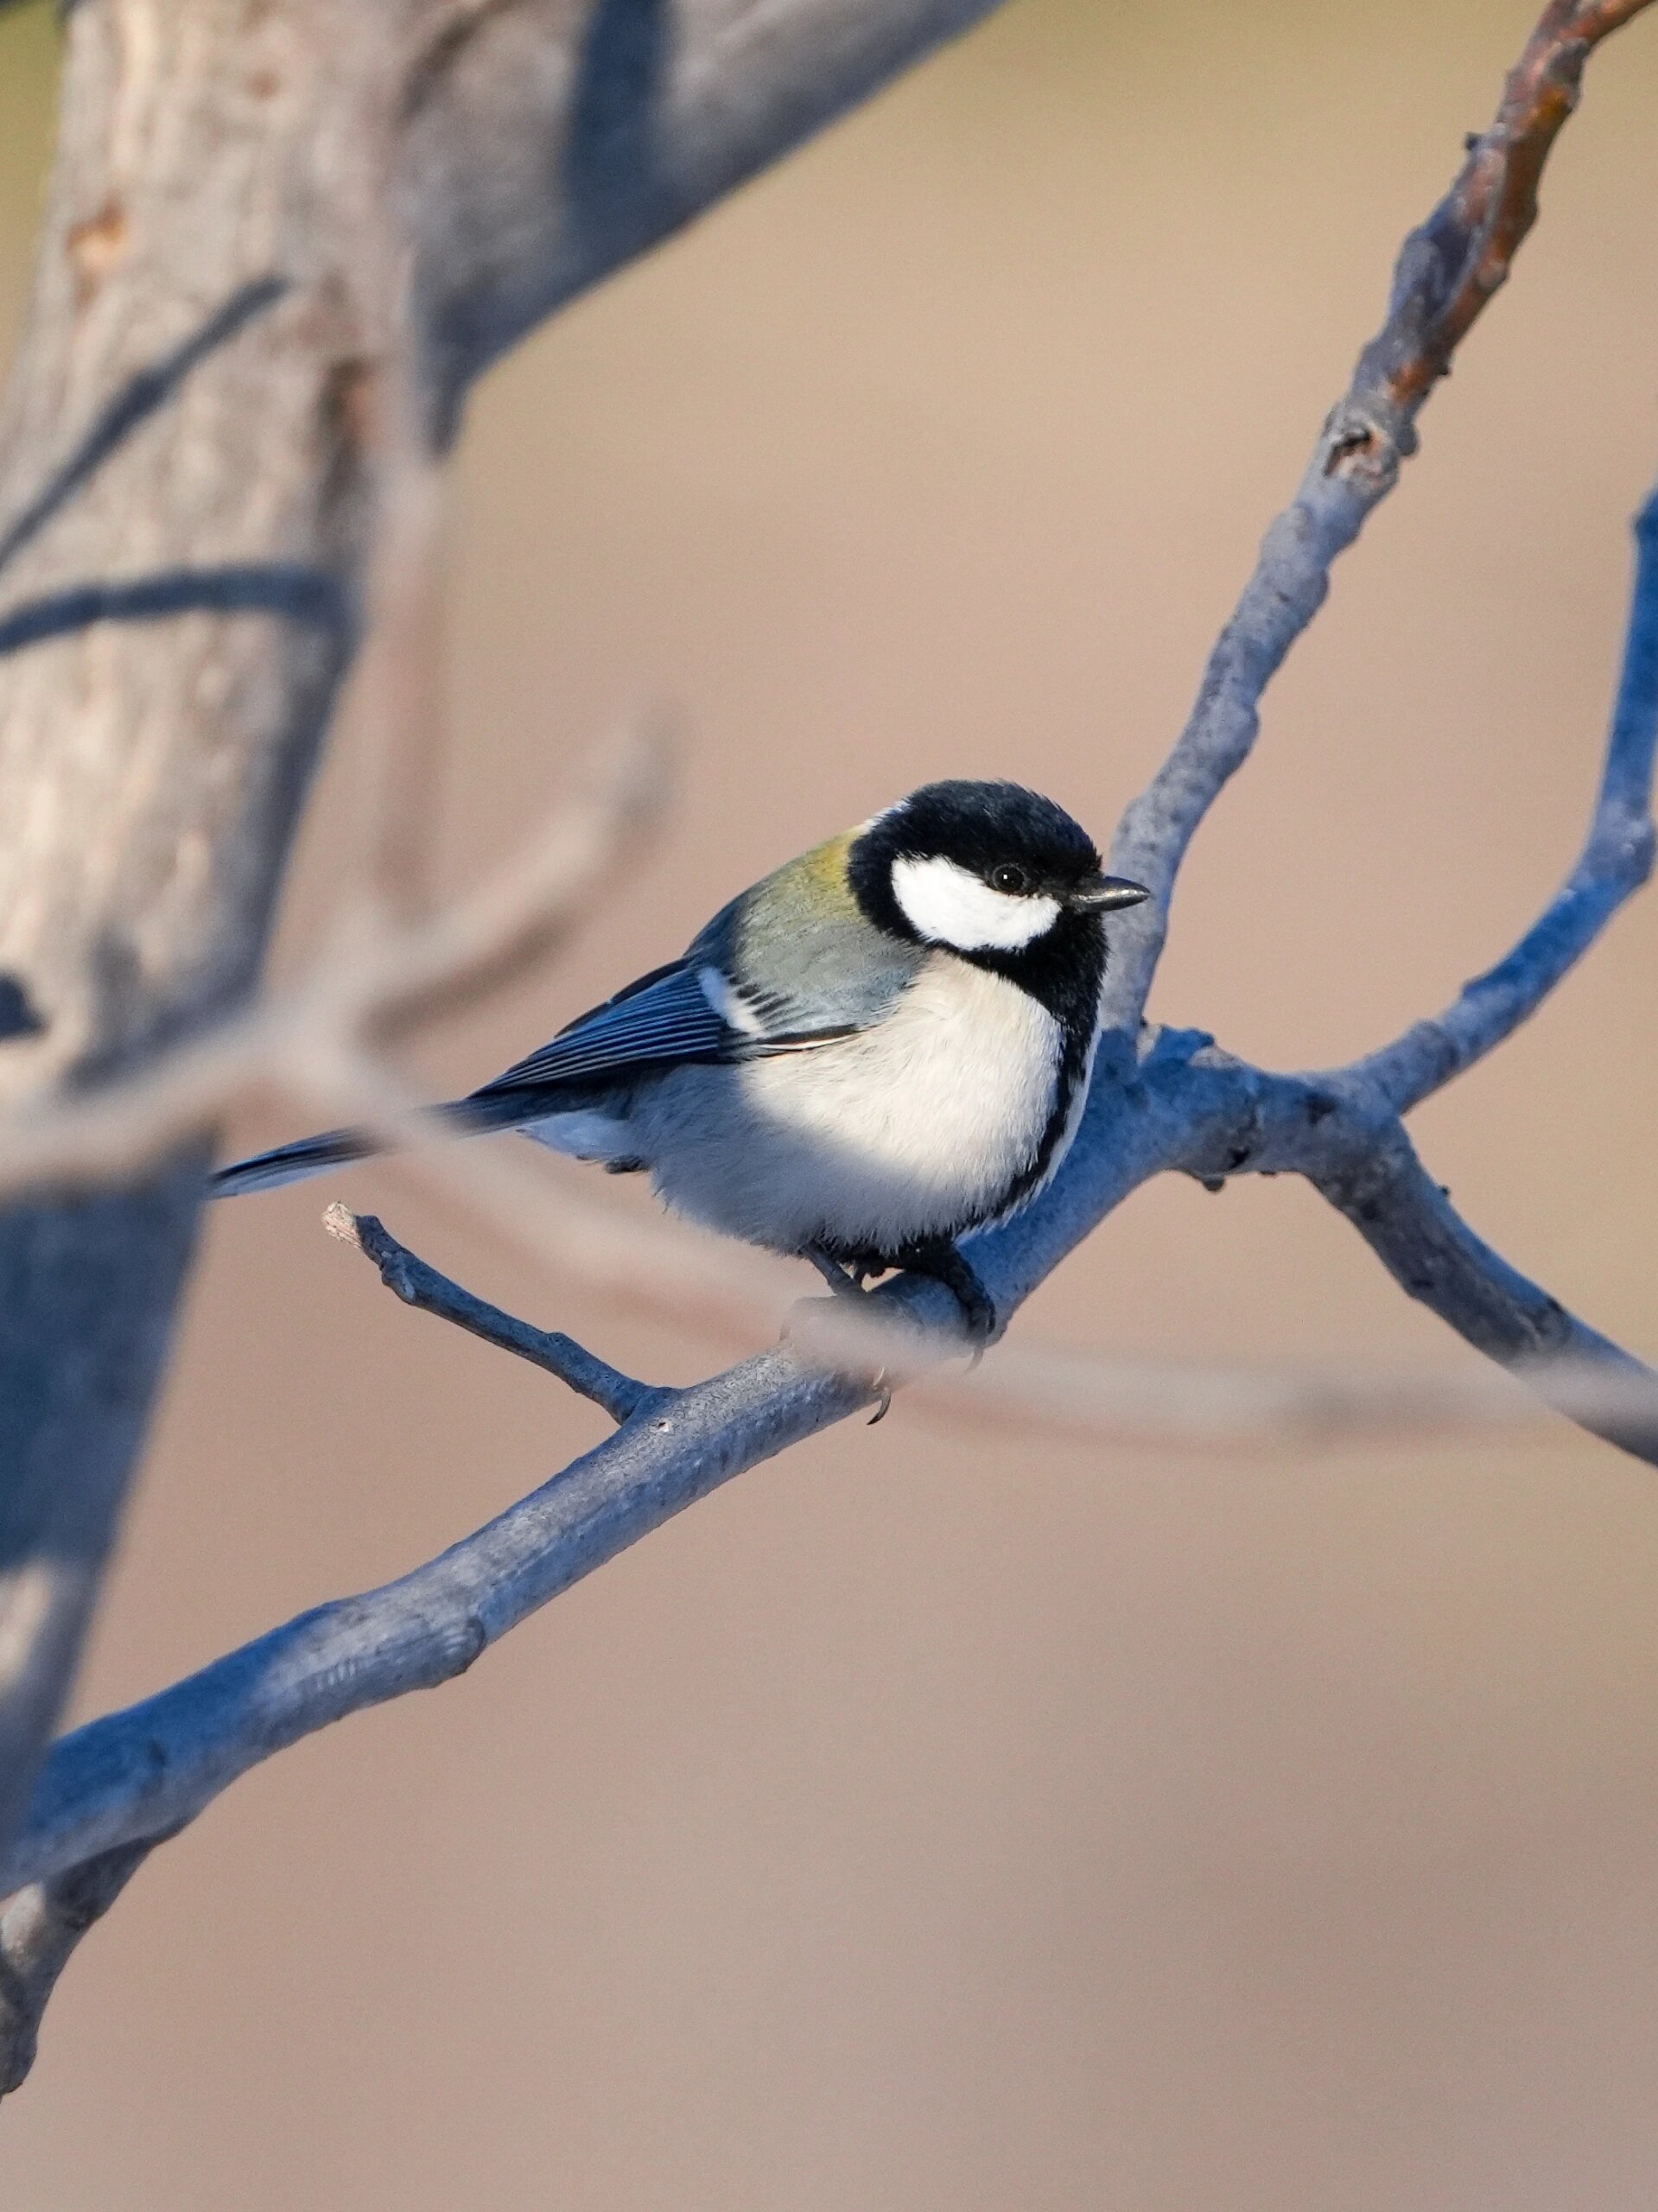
[8,0,1658,2203]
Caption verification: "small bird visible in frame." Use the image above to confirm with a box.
[214,781,1148,1337]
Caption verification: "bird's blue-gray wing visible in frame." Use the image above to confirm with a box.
[212,962,817,1198]
[467,957,852,1101]
[213,887,914,1198]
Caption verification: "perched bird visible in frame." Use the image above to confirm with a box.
[214,780,1148,1337]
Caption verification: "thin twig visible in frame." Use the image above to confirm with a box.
[1368,0,1655,415]
[324,1204,660,1421]
[1346,487,1658,1111]
[282,1046,793,1335]
[1308,1130,1658,1466]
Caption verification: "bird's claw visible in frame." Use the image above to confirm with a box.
[797,1243,996,1423]
[785,1287,894,1424]
[895,1243,999,1353]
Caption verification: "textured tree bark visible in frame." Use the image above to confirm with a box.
[0,0,1010,1860]
[0,0,387,1862]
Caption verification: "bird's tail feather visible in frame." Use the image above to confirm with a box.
[211,1090,552,1198]
[210,1128,379,1198]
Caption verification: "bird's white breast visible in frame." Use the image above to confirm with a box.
[744,955,1058,1178]
[631,951,1066,1255]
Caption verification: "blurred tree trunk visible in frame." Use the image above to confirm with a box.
[0,0,1008,1861]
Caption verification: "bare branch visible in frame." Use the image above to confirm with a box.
[400,0,1020,420]
[324,1203,660,1421]
[1098,0,1656,1033]
[0,1833,164,2096]
[1306,1122,1658,1469]
[11,1152,1658,1937]
[3,1315,896,1901]
[1349,487,1658,1111]
[8,1014,1655,2078]
[1364,0,1655,415]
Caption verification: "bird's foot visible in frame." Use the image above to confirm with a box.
[799,1248,894,1421]
[893,1242,998,1358]
[797,1243,994,1412]
[804,1247,864,1298]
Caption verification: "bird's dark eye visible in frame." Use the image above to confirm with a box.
[989,863,1030,895]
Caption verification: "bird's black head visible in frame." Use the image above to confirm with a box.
[847,780,1147,1014]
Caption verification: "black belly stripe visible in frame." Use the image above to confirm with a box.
[974,913,1108,1230]
[981,1020,1091,1228]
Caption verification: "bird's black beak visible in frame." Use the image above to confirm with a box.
[1068,872,1152,913]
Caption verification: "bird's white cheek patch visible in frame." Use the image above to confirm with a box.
[890,855,1060,952]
